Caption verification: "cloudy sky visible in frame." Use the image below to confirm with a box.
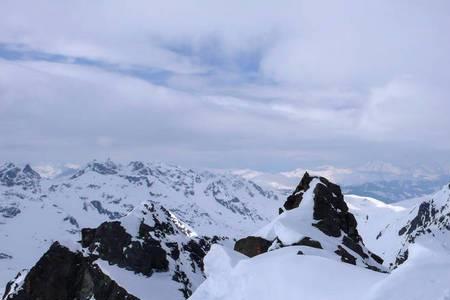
[1,0,450,171]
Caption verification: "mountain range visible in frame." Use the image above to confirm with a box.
[233,162,450,202]
[1,160,450,299]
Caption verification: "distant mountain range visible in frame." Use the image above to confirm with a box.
[29,161,450,203]
[232,162,450,203]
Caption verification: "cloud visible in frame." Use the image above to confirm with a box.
[0,0,449,170]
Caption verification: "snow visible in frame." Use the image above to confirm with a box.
[255,178,320,245]
[345,194,411,263]
[0,160,280,291]
[192,238,450,300]
[191,245,386,300]
[366,237,450,300]
[96,259,182,300]
[2,270,27,299]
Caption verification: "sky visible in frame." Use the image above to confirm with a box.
[1,0,450,171]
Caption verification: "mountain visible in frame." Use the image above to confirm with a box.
[190,175,450,300]
[233,173,385,271]
[3,202,227,300]
[343,177,450,203]
[0,160,280,292]
[365,183,450,268]
[233,162,450,202]
[3,160,450,300]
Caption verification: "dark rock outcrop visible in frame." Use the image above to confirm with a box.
[234,236,272,257]
[293,237,323,249]
[81,220,169,276]
[282,172,314,211]
[393,188,450,268]
[2,242,138,300]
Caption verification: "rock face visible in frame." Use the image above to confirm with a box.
[0,163,40,192]
[2,242,138,300]
[81,221,169,276]
[2,202,226,300]
[235,172,386,272]
[234,236,272,257]
[282,172,359,241]
[392,184,450,268]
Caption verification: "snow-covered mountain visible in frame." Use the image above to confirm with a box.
[349,183,450,269]
[0,160,281,293]
[190,175,450,300]
[3,202,228,300]
[3,159,450,300]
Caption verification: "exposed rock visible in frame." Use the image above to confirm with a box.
[2,242,138,300]
[234,236,272,257]
[275,172,386,271]
[0,207,21,218]
[335,245,357,265]
[293,237,323,249]
[0,253,12,260]
[3,202,228,300]
[0,163,40,192]
[282,172,314,211]
[393,189,450,268]
[81,220,169,276]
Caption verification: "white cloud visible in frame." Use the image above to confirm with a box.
[0,0,449,170]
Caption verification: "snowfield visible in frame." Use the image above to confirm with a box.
[191,245,386,300]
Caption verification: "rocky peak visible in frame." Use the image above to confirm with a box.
[394,182,450,267]
[235,173,386,272]
[3,202,227,300]
[71,159,120,179]
[2,242,139,300]
[22,164,40,179]
[0,163,41,191]
[281,172,358,240]
[129,161,145,172]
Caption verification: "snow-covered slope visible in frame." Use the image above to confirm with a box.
[191,240,450,300]
[0,160,280,292]
[190,175,450,300]
[346,184,450,268]
[344,195,413,265]
[3,202,228,300]
[191,245,386,300]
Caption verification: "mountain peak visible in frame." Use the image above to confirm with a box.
[0,162,40,190]
[71,159,120,179]
[22,164,41,179]
[235,174,385,272]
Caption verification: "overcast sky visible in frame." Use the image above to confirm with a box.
[1,0,450,171]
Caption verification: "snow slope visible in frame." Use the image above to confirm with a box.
[346,184,450,268]
[191,245,385,300]
[191,240,450,300]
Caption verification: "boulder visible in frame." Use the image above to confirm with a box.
[234,236,272,257]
